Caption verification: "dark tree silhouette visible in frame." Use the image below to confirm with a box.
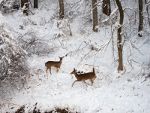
[102,0,111,16]
[138,0,143,37]
[34,0,38,8]
[59,0,64,19]
[92,0,98,32]
[115,0,124,71]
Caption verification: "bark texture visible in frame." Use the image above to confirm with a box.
[92,0,98,32]
[59,0,64,19]
[34,0,38,8]
[102,0,111,16]
[138,0,143,37]
[115,0,124,71]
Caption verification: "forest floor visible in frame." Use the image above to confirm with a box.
[0,0,150,113]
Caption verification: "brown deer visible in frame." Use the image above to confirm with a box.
[45,57,64,75]
[70,68,96,87]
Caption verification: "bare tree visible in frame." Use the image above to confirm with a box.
[21,0,25,8]
[145,0,150,26]
[92,0,98,32]
[138,0,143,37]
[34,0,38,8]
[58,0,64,19]
[102,0,111,16]
[0,27,29,98]
[21,0,29,15]
[115,0,124,72]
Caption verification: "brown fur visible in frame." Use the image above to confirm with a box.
[45,57,63,75]
[70,68,96,87]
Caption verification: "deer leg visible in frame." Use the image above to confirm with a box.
[56,68,59,72]
[72,80,78,87]
[83,80,87,84]
[45,68,48,78]
[90,79,94,86]
[83,81,88,87]
[46,68,48,73]
[83,80,91,86]
[49,68,51,74]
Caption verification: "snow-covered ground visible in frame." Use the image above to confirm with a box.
[0,0,150,113]
[1,72,150,113]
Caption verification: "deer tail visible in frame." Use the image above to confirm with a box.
[93,68,95,74]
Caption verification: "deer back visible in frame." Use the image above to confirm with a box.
[76,72,96,81]
[45,57,63,69]
[72,68,96,81]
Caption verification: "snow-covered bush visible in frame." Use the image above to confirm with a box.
[0,0,19,14]
[18,31,54,56]
[0,26,29,98]
[51,19,72,38]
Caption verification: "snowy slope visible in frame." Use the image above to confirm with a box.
[0,0,150,113]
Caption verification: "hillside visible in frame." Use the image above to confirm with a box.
[0,0,150,113]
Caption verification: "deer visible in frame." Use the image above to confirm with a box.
[45,56,64,75]
[70,68,96,87]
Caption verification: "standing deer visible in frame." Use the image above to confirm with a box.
[70,68,96,87]
[45,56,64,75]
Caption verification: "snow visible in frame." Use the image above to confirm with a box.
[0,0,150,113]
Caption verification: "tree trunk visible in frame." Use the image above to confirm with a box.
[102,0,111,16]
[34,0,38,8]
[59,0,64,19]
[21,0,29,16]
[138,0,143,37]
[115,0,124,72]
[21,0,25,8]
[145,0,150,26]
[92,0,98,32]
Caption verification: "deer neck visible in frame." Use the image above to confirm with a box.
[74,73,81,79]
